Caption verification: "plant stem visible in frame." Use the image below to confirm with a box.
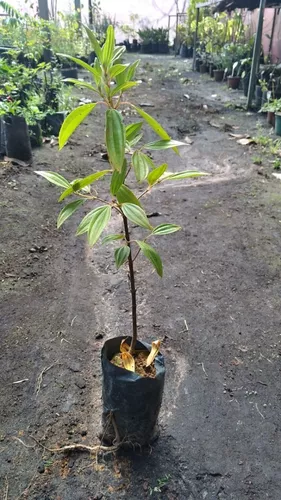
[122,214,137,354]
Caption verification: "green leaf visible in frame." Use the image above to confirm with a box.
[125,122,143,142]
[35,171,70,189]
[72,170,110,192]
[57,53,100,80]
[161,171,208,181]
[59,103,97,150]
[57,199,84,229]
[112,45,126,63]
[152,224,181,235]
[114,246,130,269]
[63,78,99,94]
[144,139,186,150]
[102,233,124,245]
[110,81,138,97]
[109,64,128,78]
[127,134,143,148]
[76,208,101,236]
[83,25,103,62]
[110,160,127,196]
[133,106,179,154]
[122,203,152,229]
[147,164,167,186]
[88,206,112,246]
[102,25,115,66]
[136,241,163,277]
[105,109,125,172]
[126,60,140,81]
[116,185,142,207]
[132,151,153,182]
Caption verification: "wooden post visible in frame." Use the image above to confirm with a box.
[192,8,200,71]
[38,0,52,63]
[246,0,267,109]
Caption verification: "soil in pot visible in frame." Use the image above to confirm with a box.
[61,67,78,80]
[227,76,241,90]
[4,115,32,164]
[101,336,165,447]
[214,69,224,82]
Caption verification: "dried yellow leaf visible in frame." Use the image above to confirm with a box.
[121,352,135,372]
[146,340,161,367]
[120,338,130,353]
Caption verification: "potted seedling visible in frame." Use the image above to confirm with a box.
[260,98,281,128]
[36,25,205,448]
[0,97,32,163]
[213,55,226,82]
[227,61,241,90]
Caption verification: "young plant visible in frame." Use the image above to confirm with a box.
[36,25,205,371]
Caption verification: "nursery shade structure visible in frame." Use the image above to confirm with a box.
[193,0,281,107]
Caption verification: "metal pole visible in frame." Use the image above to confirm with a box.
[268,8,277,57]
[246,0,266,109]
[192,8,200,71]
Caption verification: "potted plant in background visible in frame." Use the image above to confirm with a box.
[36,25,205,448]
[240,58,252,96]
[0,97,32,163]
[139,28,153,54]
[212,54,226,82]
[260,98,281,127]
[227,61,241,90]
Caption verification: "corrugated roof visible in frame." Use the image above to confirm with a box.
[214,0,281,11]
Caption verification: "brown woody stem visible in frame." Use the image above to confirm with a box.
[122,214,137,354]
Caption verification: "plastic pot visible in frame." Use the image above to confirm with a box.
[101,336,165,447]
[158,42,169,54]
[200,64,208,74]
[28,122,43,147]
[227,76,241,90]
[132,39,139,52]
[179,44,188,58]
[275,113,281,135]
[195,59,201,72]
[4,115,32,163]
[45,112,67,136]
[61,68,78,79]
[267,111,275,127]
[140,43,153,54]
[214,69,224,82]
[255,85,262,109]
[0,118,6,157]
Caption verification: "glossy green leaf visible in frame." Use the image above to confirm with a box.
[116,185,142,207]
[35,171,70,189]
[125,122,143,142]
[161,171,208,181]
[152,224,181,235]
[110,64,128,78]
[132,151,153,182]
[102,233,124,245]
[133,106,178,154]
[110,160,127,196]
[105,109,125,172]
[147,164,167,186]
[63,78,99,94]
[122,203,152,229]
[57,53,100,80]
[136,241,163,277]
[88,205,111,246]
[102,25,115,66]
[83,25,103,61]
[59,103,97,150]
[114,246,130,269]
[72,170,110,192]
[111,81,138,97]
[57,199,84,228]
[144,139,186,150]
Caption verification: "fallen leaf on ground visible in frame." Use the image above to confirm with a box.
[272,172,281,180]
[184,136,193,144]
[229,133,249,139]
[237,137,256,146]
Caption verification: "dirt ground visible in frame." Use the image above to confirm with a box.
[1,54,281,500]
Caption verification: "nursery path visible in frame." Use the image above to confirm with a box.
[1,55,281,500]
